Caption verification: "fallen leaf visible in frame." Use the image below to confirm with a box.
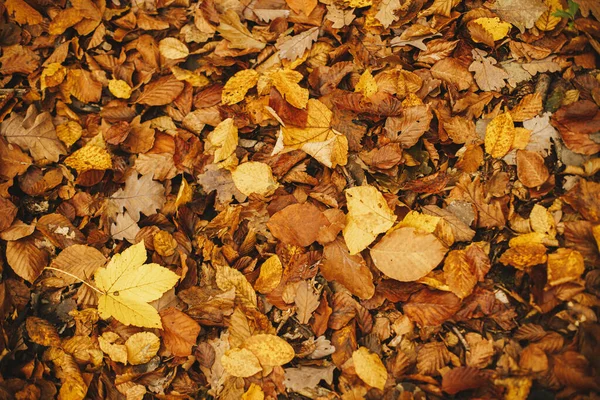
[371,227,448,282]
[276,27,319,61]
[206,118,238,163]
[491,0,547,33]
[469,49,508,92]
[516,150,549,188]
[125,331,160,365]
[160,307,202,357]
[222,70,259,105]
[342,185,396,255]
[267,202,330,247]
[231,161,279,197]
[295,281,320,324]
[222,347,262,377]
[159,37,189,59]
[431,58,473,91]
[243,334,295,367]
[322,238,375,299]
[352,347,388,390]
[254,255,283,294]
[50,245,107,284]
[485,112,515,158]
[218,10,266,50]
[94,241,179,328]
[110,173,166,222]
[271,68,309,109]
[547,248,585,287]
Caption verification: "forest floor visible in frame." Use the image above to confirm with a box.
[0,0,599,399]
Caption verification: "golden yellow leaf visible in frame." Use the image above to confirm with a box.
[593,225,600,251]
[512,127,531,150]
[98,332,128,364]
[175,177,193,209]
[41,63,67,91]
[494,377,532,400]
[352,347,388,390]
[535,0,562,31]
[231,161,279,197]
[547,248,584,286]
[398,211,440,233]
[279,99,348,167]
[344,0,372,6]
[271,69,309,109]
[56,121,83,147]
[355,69,378,98]
[254,255,283,294]
[64,145,112,173]
[125,332,161,365]
[206,118,238,163]
[473,17,512,41]
[485,112,515,158]
[499,243,547,270]
[108,79,132,99]
[159,37,189,59]
[222,70,260,105]
[243,334,295,367]
[342,185,396,255]
[242,383,265,400]
[5,0,43,25]
[94,241,180,329]
[171,66,210,87]
[216,263,258,308]
[221,348,262,378]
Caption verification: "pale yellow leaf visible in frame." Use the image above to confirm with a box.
[108,79,132,99]
[215,263,258,308]
[206,118,238,163]
[342,185,396,255]
[125,332,161,365]
[221,348,262,378]
[159,37,189,59]
[271,69,309,109]
[243,334,295,367]
[231,161,279,197]
[94,241,180,328]
[352,347,388,390]
[473,17,512,40]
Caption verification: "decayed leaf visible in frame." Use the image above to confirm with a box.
[108,79,132,99]
[485,112,515,158]
[221,348,262,377]
[231,161,279,197]
[94,241,179,328]
[206,118,238,163]
[1,106,66,162]
[222,70,260,105]
[254,255,283,294]
[111,173,166,222]
[469,49,508,92]
[355,69,378,98]
[125,332,160,365]
[371,227,448,282]
[218,10,266,50]
[430,58,473,91]
[295,281,320,324]
[516,150,549,188]
[491,0,547,33]
[322,238,375,299]
[342,185,396,255]
[243,334,295,367]
[26,317,61,347]
[284,365,336,392]
[43,347,88,400]
[352,347,388,390]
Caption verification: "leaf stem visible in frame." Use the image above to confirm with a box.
[44,267,103,294]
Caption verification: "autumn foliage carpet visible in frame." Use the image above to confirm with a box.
[0,0,599,398]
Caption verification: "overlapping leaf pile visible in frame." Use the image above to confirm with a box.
[0,0,599,398]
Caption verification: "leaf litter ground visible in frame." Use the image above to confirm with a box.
[0,0,599,399]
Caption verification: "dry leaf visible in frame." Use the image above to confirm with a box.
[295,281,320,324]
[469,49,508,92]
[516,150,549,188]
[218,10,266,50]
[231,162,279,197]
[222,70,259,105]
[276,27,319,61]
[125,331,160,365]
[430,58,473,91]
[159,37,189,59]
[267,202,330,247]
[160,307,201,357]
[222,347,262,377]
[206,118,238,163]
[50,245,107,284]
[271,69,309,109]
[546,248,585,287]
[254,255,283,294]
[243,334,295,367]
[94,241,179,328]
[371,227,448,282]
[111,173,166,222]
[321,238,375,299]
[343,185,396,255]
[352,347,388,390]
[491,0,547,33]
[485,112,515,158]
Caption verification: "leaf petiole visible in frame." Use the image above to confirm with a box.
[44,267,103,294]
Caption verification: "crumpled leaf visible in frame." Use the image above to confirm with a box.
[342,185,396,255]
[222,70,259,105]
[94,241,179,328]
[469,49,508,92]
[276,27,319,61]
[125,331,161,365]
[218,9,266,50]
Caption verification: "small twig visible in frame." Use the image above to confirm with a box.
[44,267,103,294]
[451,326,470,352]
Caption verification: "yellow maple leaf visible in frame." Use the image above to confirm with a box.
[343,185,396,255]
[473,17,512,41]
[280,98,349,168]
[222,69,260,105]
[352,347,388,390]
[206,118,238,163]
[485,112,515,158]
[231,161,279,197]
[64,145,112,173]
[94,241,179,329]
[270,68,309,109]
